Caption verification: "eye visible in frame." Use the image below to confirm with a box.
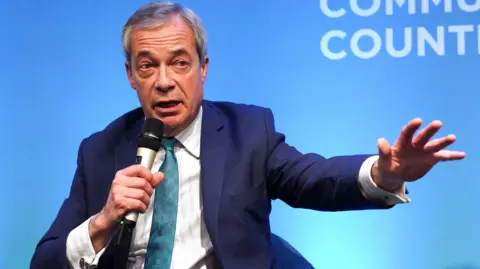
[174,60,190,68]
[138,62,155,70]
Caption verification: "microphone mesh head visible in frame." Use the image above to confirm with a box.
[141,118,164,139]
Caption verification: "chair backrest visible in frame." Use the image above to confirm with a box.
[271,233,315,269]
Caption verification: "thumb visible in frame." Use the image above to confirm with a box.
[377,138,391,159]
[152,172,165,188]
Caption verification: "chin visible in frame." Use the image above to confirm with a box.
[161,117,181,127]
[149,107,193,136]
[158,115,185,136]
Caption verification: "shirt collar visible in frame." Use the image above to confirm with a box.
[173,106,202,158]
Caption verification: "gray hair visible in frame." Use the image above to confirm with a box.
[122,1,208,64]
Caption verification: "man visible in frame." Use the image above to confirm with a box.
[30,1,465,269]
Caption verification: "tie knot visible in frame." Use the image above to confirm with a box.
[161,138,176,152]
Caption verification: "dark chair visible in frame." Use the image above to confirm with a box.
[271,233,315,269]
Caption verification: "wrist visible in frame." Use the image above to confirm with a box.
[88,212,115,253]
[371,161,404,192]
[89,212,113,233]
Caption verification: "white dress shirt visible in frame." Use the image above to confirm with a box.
[66,106,410,269]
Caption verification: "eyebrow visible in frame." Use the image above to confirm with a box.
[171,48,189,58]
[136,49,154,60]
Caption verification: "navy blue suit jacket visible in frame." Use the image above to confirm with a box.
[31,100,387,269]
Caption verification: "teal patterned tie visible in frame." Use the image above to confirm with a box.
[144,138,178,269]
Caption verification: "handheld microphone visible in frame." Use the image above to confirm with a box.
[124,117,164,224]
[114,117,164,269]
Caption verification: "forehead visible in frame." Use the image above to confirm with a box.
[130,16,197,56]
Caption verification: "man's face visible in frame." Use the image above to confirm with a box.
[126,15,208,136]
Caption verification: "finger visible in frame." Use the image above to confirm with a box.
[118,164,153,182]
[122,197,148,214]
[397,118,422,147]
[377,138,391,158]
[433,150,466,161]
[113,175,154,196]
[111,186,147,213]
[151,172,165,187]
[412,120,442,148]
[123,188,150,207]
[424,134,456,153]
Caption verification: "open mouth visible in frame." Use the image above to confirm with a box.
[153,100,181,113]
[157,101,180,108]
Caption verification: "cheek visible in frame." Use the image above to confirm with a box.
[178,73,203,99]
[134,78,155,104]
[183,85,203,107]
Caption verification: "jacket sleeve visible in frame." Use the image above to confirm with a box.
[263,108,390,211]
[30,139,89,269]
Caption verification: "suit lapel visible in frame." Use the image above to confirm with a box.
[114,113,144,173]
[200,101,229,257]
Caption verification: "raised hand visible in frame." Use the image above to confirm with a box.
[374,118,465,191]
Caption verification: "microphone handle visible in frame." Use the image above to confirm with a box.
[124,147,158,222]
[113,147,157,269]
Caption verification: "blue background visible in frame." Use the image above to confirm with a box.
[1,1,479,268]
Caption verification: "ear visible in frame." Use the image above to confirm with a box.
[125,61,137,90]
[200,56,209,84]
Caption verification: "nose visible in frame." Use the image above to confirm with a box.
[155,65,175,92]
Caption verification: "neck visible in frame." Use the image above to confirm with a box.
[163,127,182,138]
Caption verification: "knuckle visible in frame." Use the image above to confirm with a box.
[112,182,123,191]
[113,179,122,188]
[113,175,125,186]
[135,200,146,211]
[126,200,137,211]
[112,194,122,206]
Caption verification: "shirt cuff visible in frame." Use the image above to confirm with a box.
[66,216,108,269]
[358,155,411,206]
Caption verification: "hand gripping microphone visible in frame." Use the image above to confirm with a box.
[124,117,164,224]
[114,117,164,269]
